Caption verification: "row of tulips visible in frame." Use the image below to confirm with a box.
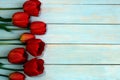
[0,0,47,80]
[0,58,44,80]
[0,0,46,33]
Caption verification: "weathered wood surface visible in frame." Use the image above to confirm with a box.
[32,5,120,24]
[1,65,120,80]
[0,25,120,44]
[1,0,120,5]
[26,65,120,80]
[0,45,120,64]
[1,5,120,24]
[0,0,120,80]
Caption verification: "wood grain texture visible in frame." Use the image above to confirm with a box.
[1,65,120,80]
[0,0,120,80]
[0,5,120,24]
[1,45,120,64]
[0,25,120,44]
[32,5,120,24]
[1,0,120,5]
[42,0,120,4]
[27,65,120,80]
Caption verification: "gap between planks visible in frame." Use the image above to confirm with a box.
[2,0,120,5]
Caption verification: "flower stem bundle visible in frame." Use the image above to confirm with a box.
[0,0,47,78]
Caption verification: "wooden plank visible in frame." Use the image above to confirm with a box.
[0,30,29,40]
[0,25,120,44]
[1,45,120,64]
[27,65,120,80]
[0,0,24,8]
[42,0,120,4]
[31,5,120,24]
[1,5,120,24]
[1,0,120,5]
[43,45,120,64]
[1,65,120,80]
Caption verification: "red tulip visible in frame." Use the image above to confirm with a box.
[23,0,41,16]
[26,39,45,57]
[9,72,25,80]
[8,48,28,64]
[30,21,47,35]
[20,33,35,43]
[23,58,44,76]
[12,12,30,28]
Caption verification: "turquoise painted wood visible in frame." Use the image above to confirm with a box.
[1,45,120,64]
[0,0,120,80]
[1,0,120,5]
[1,65,120,80]
[27,65,120,80]
[1,25,120,44]
[32,5,120,24]
[1,5,120,24]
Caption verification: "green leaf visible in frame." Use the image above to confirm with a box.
[0,63,3,67]
[0,16,12,22]
[3,27,11,32]
[0,25,11,32]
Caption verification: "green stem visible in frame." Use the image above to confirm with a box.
[0,43,25,45]
[0,17,12,22]
[0,38,20,41]
[0,23,11,26]
[0,57,7,59]
[0,74,8,78]
[1,67,23,71]
[10,28,29,30]
[0,25,11,32]
[0,23,29,31]
[0,23,12,32]
[0,7,22,10]
[0,63,23,71]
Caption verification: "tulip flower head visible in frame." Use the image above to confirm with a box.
[9,72,25,80]
[26,39,45,57]
[30,21,47,35]
[12,12,30,28]
[23,58,44,76]
[8,48,28,64]
[23,0,41,16]
[20,33,35,43]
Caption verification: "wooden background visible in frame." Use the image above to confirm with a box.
[0,0,120,80]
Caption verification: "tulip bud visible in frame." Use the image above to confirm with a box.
[12,12,30,28]
[30,21,47,35]
[20,33,35,43]
[9,72,25,80]
[26,39,45,57]
[23,0,41,16]
[24,58,44,76]
[8,48,28,64]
